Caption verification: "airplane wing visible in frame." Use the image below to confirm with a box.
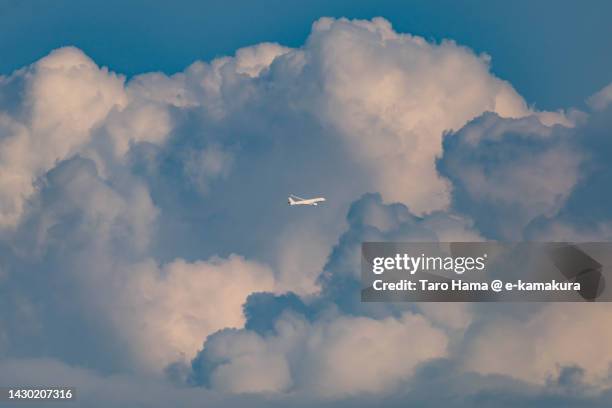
[290,194,306,200]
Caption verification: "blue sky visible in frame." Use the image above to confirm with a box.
[1,0,611,110]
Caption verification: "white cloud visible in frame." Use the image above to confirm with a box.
[184,145,234,194]
[0,16,610,406]
[30,47,127,141]
[234,43,291,77]
[0,16,574,236]
[588,82,612,111]
[203,329,293,393]
[304,17,567,214]
[418,302,473,331]
[102,101,173,159]
[0,47,127,227]
[464,303,612,388]
[117,256,277,372]
[197,311,448,396]
[297,312,448,396]
[440,113,583,239]
[0,155,276,374]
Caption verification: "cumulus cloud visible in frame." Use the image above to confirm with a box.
[0,16,577,236]
[439,113,583,239]
[183,145,234,194]
[428,85,612,392]
[0,155,276,374]
[99,100,172,160]
[588,83,612,111]
[439,89,612,241]
[0,14,611,408]
[233,43,292,77]
[463,303,612,388]
[296,312,447,396]
[0,47,127,227]
[304,17,551,214]
[186,193,479,396]
[4,357,612,408]
[192,311,447,396]
[119,256,276,371]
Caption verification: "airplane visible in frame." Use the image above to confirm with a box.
[288,194,326,206]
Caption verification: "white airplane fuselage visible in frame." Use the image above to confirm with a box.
[288,196,326,206]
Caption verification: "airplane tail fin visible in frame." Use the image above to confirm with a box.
[288,196,296,205]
